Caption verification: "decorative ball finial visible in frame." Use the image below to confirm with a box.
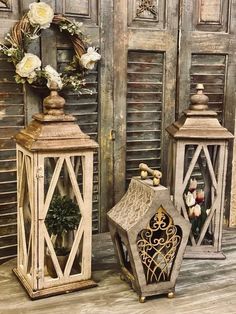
[189,84,209,111]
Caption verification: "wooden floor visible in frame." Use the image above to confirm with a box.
[0,229,236,314]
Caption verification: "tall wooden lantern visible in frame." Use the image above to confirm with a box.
[166,84,233,259]
[107,164,191,303]
[13,85,98,299]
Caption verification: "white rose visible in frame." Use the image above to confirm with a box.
[28,2,54,29]
[80,47,101,70]
[184,191,196,207]
[16,53,41,78]
[193,204,201,217]
[45,65,63,90]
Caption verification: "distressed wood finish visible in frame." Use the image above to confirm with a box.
[0,0,41,264]
[107,178,190,301]
[178,0,236,224]
[14,89,98,298]
[166,86,233,258]
[99,0,114,232]
[230,133,236,226]
[113,1,179,204]
[126,51,163,190]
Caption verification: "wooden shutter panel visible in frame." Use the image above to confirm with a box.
[126,50,163,187]
[0,0,25,263]
[190,54,226,123]
[113,0,179,203]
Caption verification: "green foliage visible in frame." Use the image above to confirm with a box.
[45,195,80,238]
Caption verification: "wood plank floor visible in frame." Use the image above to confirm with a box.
[0,228,236,314]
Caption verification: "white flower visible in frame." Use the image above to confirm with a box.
[16,53,41,78]
[45,65,63,90]
[193,204,201,217]
[28,2,54,29]
[80,47,101,70]
[184,191,196,207]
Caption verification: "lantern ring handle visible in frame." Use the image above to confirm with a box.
[139,163,162,186]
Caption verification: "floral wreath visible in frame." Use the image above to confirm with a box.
[0,2,101,92]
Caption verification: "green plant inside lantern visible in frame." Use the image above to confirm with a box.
[45,195,81,256]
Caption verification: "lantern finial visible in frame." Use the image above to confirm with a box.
[189,84,209,111]
[43,83,66,116]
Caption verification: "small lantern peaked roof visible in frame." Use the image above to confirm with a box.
[108,177,190,233]
[166,84,234,140]
[15,85,98,151]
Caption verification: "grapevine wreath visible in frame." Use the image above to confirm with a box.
[0,2,101,92]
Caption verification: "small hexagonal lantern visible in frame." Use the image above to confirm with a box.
[166,84,234,259]
[107,164,191,302]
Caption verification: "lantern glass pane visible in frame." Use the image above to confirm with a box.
[43,156,84,279]
[183,144,221,246]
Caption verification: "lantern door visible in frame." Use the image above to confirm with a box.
[37,151,93,289]
[173,140,228,258]
[16,145,38,290]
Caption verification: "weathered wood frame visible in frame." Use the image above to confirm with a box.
[107,178,191,301]
[170,139,229,259]
[14,144,97,299]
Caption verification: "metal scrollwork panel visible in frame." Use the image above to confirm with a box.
[137,206,182,284]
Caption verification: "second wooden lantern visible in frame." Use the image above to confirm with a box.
[166,84,233,259]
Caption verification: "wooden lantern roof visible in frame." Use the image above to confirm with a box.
[15,86,98,151]
[166,84,234,140]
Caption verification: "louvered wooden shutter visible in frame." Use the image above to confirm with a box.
[0,1,27,263]
[113,1,179,203]
[126,51,163,187]
[190,54,226,123]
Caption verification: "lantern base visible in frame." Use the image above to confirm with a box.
[184,250,226,260]
[120,267,176,301]
[13,268,97,300]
